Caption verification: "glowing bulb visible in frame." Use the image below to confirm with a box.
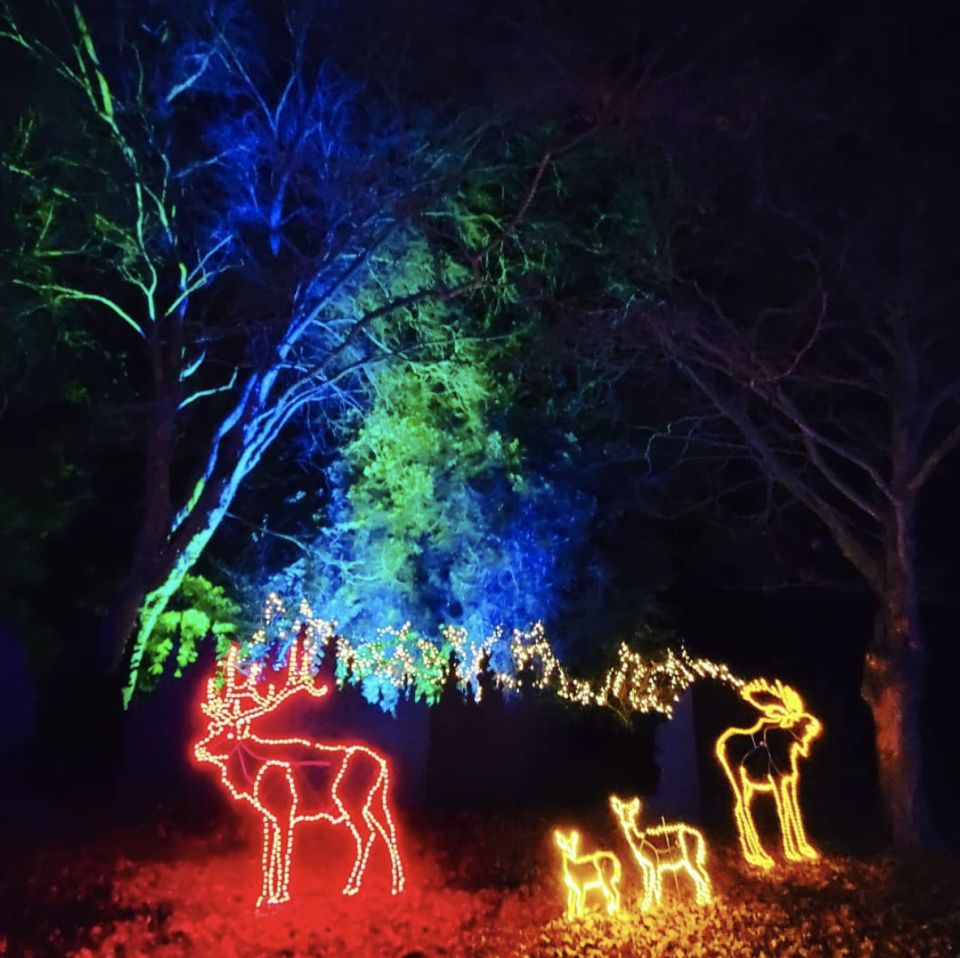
[554,829,622,919]
[715,678,821,869]
[610,795,712,910]
[193,642,405,907]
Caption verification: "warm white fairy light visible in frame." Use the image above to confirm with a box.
[554,829,622,919]
[194,639,404,907]
[610,795,712,909]
[504,623,744,718]
[244,593,744,718]
[716,678,821,869]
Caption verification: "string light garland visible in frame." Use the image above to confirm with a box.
[505,623,744,718]
[715,678,821,869]
[554,829,622,919]
[193,641,404,906]
[246,594,744,718]
[609,795,712,910]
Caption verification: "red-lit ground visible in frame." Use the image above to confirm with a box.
[3,811,960,957]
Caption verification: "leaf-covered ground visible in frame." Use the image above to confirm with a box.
[3,811,960,958]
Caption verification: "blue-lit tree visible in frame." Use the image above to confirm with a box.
[0,0,599,702]
[254,324,599,709]
[234,135,675,711]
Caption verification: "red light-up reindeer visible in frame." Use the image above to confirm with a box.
[715,678,822,869]
[194,641,404,906]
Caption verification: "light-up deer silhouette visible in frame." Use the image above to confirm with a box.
[609,795,712,910]
[715,678,822,869]
[554,829,622,919]
[193,641,404,906]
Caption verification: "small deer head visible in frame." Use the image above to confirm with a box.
[740,678,822,756]
[554,829,580,858]
[609,795,643,833]
[194,640,328,766]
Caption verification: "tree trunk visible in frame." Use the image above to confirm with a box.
[109,328,176,673]
[860,498,930,849]
[121,464,248,705]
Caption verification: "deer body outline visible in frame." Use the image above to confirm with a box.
[194,642,404,906]
[554,829,622,919]
[715,678,821,869]
[610,795,712,910]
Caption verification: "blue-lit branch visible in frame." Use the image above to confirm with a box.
[1,0,597,704]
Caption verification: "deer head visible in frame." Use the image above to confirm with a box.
[554,829,580,858]
[194,639,329,766]
[609,795,643,832]
[740,678,822,756]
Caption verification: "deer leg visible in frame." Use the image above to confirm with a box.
[607,866,621,914]
[654,866,665,906]
[638,863,655,910]
[782,775,818,859]
[350,804,383,893]
[681,837,711,904]
[260,812,290,905]
[770,777,802,861]
[255,764,297,905]
[564,884,577,918]
[692,857,712,904]
[365,777,404,894]
[257,815,274,907]
[341,809,376,896]
[276,770,298,901]
[565,877,584,918]
[692,866,711,905]
[735,782,775,868]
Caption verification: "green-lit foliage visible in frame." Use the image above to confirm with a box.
[252,205,600,709]
[141,574,240,687]
[238,132,679,711]
[2,0,535,699]
[345,355,518,580]
[334,624,459,711]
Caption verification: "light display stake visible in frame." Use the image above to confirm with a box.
[554,829,622,919]
[193,641,405,906]
[715,678,822,869]
[609,795,712,910]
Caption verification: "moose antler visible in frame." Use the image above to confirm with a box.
[739,677,805,725]
[201,639,329,728]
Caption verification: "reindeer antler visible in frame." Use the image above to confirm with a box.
[201,639,329,728]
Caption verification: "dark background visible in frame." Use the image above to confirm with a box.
[1,0,959,853]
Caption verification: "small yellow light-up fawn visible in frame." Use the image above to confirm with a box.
[554,829,622,919]
[610,795,712,910]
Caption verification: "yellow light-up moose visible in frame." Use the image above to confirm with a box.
[554,829,622,919]
[715,678,821,869]
[194,642,404,906]
[610,795,712,910]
